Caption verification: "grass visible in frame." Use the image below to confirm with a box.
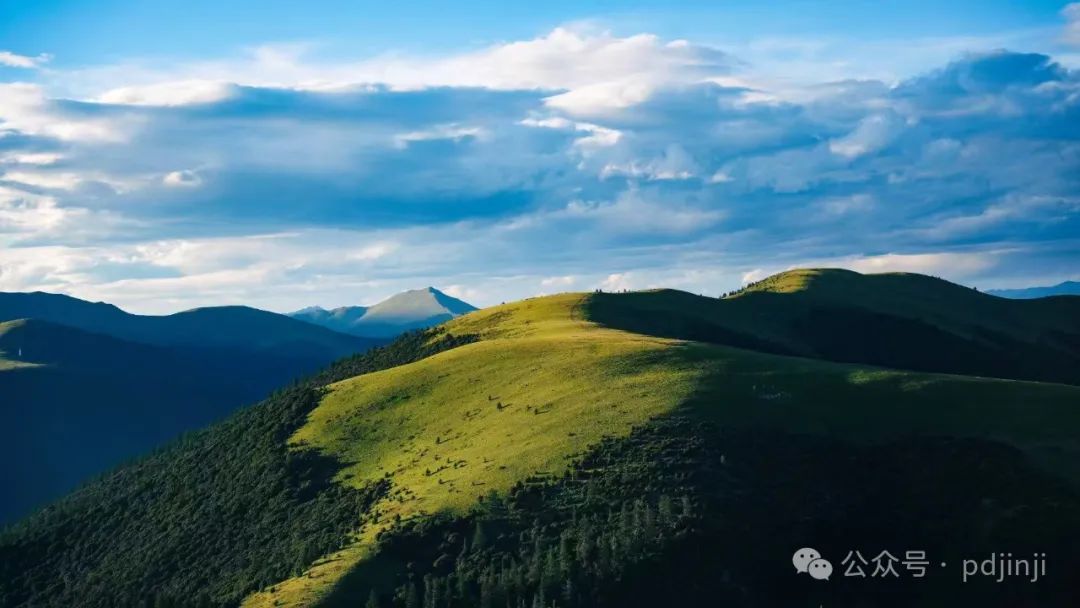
[0,321,40,371]
[242,294,703,607]
[242,282,1080,607]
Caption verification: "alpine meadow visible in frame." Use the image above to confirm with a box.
[2,2,1080,607]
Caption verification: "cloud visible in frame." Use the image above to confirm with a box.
[839,252,997,276]
[828,113,904,159]
[598,272,634,292]
[61,28,730,114]
[0,32,1076,311]
[0,83,132,142]
[1064,3,1080,47]
[97,81,238,106]
[0,51,51,69]
[163,170,202,187]
[394,124,487,148]
[0,152,63,166]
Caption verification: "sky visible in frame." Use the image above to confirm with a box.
[1,1,1078,313]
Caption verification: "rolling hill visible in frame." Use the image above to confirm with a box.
[0,293,383,524]
[587,268,1080,385]
[291,287,477,338]
[3,270,1079,608]
[0,291,378,362]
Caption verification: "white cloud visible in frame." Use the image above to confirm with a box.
[558,190,722,235]
[163,170,203,187]
[58,28,729,117]
[348,242,397,261]
[441,284,482,302]
[598,272,634,292]
[540,275,577,291]
[708,171,733,184]
[820,194,875,216]
[1064,3,1080,46]
[0,83,131,142]
[2,171,84,190]
[97,80,237,106]
[828,113,903,159]
[599,144,699,181]
[0,51,51,69]
[839,252,997,276]
[741,268,766,284]
[519,116,622,150]
[0,152,63,166]
[0,187,68,233]
[394,124,487,148]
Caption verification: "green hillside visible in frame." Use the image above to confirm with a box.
[3,270,1079,608]
[241,286,1080,608]
[587,268,1080,385]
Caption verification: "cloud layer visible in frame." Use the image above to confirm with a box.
[1,27,1078,312]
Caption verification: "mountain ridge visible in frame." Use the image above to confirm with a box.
[0,291,378,361]
[0,293,384,523]
[987,280,1080,299]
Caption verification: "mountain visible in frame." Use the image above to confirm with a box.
[4,270,1080,608]
[988,280,1080,299]
[0,291,378,361]
[0,292,383,523]
[290,287,478,338]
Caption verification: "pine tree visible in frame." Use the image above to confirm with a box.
[558,531,573,576]
[680,495,693,519]
[404,582,421,608]
[366,589,381,608]
[479,577,494,608]
[657,495,675,528]
[472,520,488,551]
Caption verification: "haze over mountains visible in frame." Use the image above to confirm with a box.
[4,269,1080,608]
[988,280,1080,299]
[290,287,478,338]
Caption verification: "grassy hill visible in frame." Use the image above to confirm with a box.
[3,270,1079,608]
[587,268,1080,385]
[242,285,1080,608]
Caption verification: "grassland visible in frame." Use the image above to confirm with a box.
[243,280,1080,607]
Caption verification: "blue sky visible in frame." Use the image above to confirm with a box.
[1,1,1078,313]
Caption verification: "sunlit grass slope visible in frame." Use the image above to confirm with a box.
[245,284,1080,607]
[243,294,704,607]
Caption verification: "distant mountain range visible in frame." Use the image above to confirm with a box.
[987,280,1080,299]
[0,291,385,523]
[290,287,478,338]
[0,291,376,360]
